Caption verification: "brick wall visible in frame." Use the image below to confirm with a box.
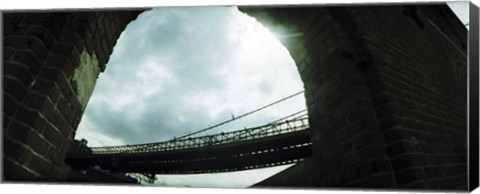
[3,10,143,181]
[352,4,468,189]
[3,4,467,190]
[240,6,397,188]
[241,4,467,190]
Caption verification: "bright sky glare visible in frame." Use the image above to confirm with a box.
[74,6,305,188]
[447,1,469,29]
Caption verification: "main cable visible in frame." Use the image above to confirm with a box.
[175,90,305,140]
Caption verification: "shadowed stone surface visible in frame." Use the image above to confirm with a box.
[3,4,469,190]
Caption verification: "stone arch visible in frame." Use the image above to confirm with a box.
[3,4,468,190]
[240,6,395,188]
[3,10,144,181]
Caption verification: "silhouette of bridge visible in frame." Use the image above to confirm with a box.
[65,91,312,176]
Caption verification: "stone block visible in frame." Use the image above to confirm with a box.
[11,50,43,74]
[395,168,426,187]
[3,94,19,116]
[391,154,428,172]
[44,124,65,148]
[25,25,56,49]
[28,153,52,176]
[6,163,38,181]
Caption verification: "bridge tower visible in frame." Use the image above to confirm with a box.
[3,4,472,190]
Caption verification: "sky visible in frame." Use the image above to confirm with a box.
[75,7,306,146]
[73,2,469,189]
[447,1,470,29]
[74,6,305,188]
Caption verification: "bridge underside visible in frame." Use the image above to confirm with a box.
[65,129,312,174]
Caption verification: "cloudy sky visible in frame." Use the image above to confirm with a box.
[447,1,469,29]
[74,6,305,188]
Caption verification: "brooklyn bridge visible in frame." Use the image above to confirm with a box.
[65,92,312,182]
[3,4,474,190]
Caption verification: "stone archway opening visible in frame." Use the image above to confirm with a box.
[73,6,308,187]
[3,4,469,190]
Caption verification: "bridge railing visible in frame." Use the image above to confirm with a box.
[69,116,309,156]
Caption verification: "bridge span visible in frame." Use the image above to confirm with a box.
[66,115,312,174]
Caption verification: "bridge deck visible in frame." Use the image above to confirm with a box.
[66,129,312,174]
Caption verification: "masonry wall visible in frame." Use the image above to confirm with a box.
[241,6,397,189]
[350,5,468,189]
[241,4,467,190]
[3,10,143,181]
[2,4,467,190]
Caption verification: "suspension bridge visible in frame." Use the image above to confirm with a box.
[65,91,313,180]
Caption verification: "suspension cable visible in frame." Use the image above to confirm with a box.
[121,90,306,152]
[268,109,308,124]
[175,90,305,140]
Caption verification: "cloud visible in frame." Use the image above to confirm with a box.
[76,6,306,147]
[73,6,307,188]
